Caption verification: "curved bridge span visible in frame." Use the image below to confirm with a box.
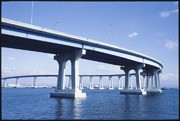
[1,18,163,98]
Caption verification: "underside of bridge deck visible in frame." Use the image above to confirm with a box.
[2,34,159,71]
[2,34,75,54]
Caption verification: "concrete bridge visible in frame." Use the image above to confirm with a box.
[1,18,163,98]
[2,73,140,89]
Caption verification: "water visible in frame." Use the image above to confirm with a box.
[1,88,179,120]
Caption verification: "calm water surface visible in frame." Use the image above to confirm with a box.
[1,88,179,120]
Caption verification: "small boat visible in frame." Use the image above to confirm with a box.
[94,85,99,88]
[161,87,167,90]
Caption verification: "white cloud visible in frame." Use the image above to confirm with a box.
[160,9,178,18]
[128,32,138,38]
[8,56,15,61]
[160,11,170,18]
[165,40,178,49]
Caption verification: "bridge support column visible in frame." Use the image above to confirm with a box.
[134,64,146,94]
[145,69,162,94]
[135,64,145,90]
[151,75,154,89]
[109,76,113,90]
[99,76,104,89]
[146,73,150,89]
[142,75,146,89]
[68,76,71,89]
[153,69,162,90]
[33,77,37,88]
[3,79,7,88]
[118,76,123,90]
[129,75,132,89]
[79,76,83,89]
[54,54,69,91]
[120,66,131,90]
[120,64,146,95]
[89,76,94,89]
[50,49,86,98]
[154,73,158,89]
[157,69,162,89]
[15,78,19,88]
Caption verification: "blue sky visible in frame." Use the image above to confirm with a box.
[2,1,179,88]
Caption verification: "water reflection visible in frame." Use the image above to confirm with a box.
[53,98,85,119]
[73,99,84,119]
[120,95,144,119]
[121,94,164,119]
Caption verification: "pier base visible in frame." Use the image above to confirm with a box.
[99,87,104,90]
[118,88,123,90]
[145,89,162,94]
[108,88,114,90]
[50,89,86,98]
[120,89,147,95]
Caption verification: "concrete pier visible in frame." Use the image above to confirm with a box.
[99,76,104,89]
[33,77,37,88]
[118,76,123,90]
[145,69,162,94]
[120,64,147,95]
[79,76,83,89]
[108,76,114,90]
[68,76,72,89]
[3,79,7,88]
[50,49,86,98]
[89,76,94,89]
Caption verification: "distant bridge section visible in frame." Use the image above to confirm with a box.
[1,74,136,80]
[2,73,136,90]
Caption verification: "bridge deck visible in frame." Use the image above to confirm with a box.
[1,18,163,70]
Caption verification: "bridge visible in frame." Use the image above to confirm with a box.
[1,18,163,98]
[2,73,138,89]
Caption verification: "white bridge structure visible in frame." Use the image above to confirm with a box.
[2,73,159,91]
[2,74,136,89]
[2,18,163,98]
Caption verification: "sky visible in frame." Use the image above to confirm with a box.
[1,1,179,88]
